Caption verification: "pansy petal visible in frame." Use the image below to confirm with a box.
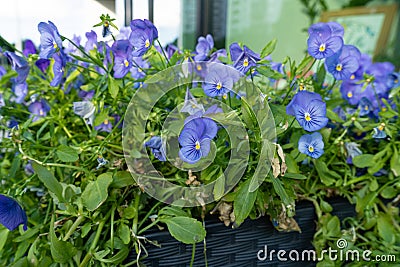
[0,194,27,231]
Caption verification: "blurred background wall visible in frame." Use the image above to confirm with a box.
[0,0,398,66]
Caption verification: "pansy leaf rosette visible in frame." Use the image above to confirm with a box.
[122,61,276,207]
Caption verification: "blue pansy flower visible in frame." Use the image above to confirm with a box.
[203,64,237,97]
[38,21,63,59]
[35,58,50,74]
[23,39,37,57]
[372,123,387,139]
[11,82,28,104]
[345,142,362,164]
[129,19,158,57]
[144,136,166,161]
[178,117,218,164]
[307,22,344,59]
[4,51,30,84]
[73,101,96,125]
[286,91,328,132]
[85,30,98,52]
[28,99,50,122]
[194,34,214,61]
[358,97,373,116]
[0,194,28,231]
[325,45,361,80]
[112,40,133,78]
[50,53,66,87]
[130,57,149,79]
[180,88,205,115]
[298,132,324,159]
[95,118,113,133]
[229,43,260,74]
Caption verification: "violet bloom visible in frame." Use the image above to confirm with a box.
[116,26,131,40]
[35,58,50,73]
[286,91,328,132]
[209,49,227,63]
[345,142,362,164]
[78,90,95,100]
[194,34,214,61]
[50,53,66,87]
[372,123,387,139]
[112,40,133,78]
[340,81,374,106]
[95,118,113,133]
[180,88,205,115]
[307,22,343,59]
[144,136,166,161]
[298,132,324,159]
[64,35,81,54]
[129,19,158,57]
[130,57,149,79]
[0,66,6,78]
[23,39,37,56]
[29,99,50,122]
[358,97,373,116]
[178,117,218,164]
[0,194,27,231]
[4,51,30,84]
[325,45,361,80]
[11,82,28,104]
[85,30,98,52]
[230,43,260,74]
[38,21,63,59]
[73,101,95,125]
[166,44,180,59]
[202,64,237,97]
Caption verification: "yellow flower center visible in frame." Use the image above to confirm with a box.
[53,41,57,49]
[243,57,249,67]
[197,65,202,71]
[195,141,201,150]
[223,94,227,99]
[336,64,342,71]
[216,82,222,90]
[364,106,368,111]
[123,59,129,67]
[39,109,44,116]
[308,145,314,152]
[145,39,150,48]
[382,107,387,112]
[299,84,305,91]
[104,21,109,27]
[304,112,311,121]
[378,123,385,131]
[104,119,109,125]
[395,79,398,83]
[319,44,326,52]
[350,74,355,80]
[347,92,353,98]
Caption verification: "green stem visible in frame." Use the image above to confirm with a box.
[63,215,85,241]
[190,243,196,267]
[138,219,160,235]
[156,39,171,67]
[138,201,162,229]
[132,191,142,235]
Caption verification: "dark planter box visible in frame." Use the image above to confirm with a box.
[127,198,355,267]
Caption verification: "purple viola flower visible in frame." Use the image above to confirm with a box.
[85,30,98,52]
[38,21,63,59]
[307,22,344,59]
[286,91,328,132]
[78,90,95,100]
[28,99,50,122]
[202,64,237,97]
[325,45,361,80]
[35,58,50,73]
[112,40,133,78]
[4,51,30,84]
[340,81,374,106]
[130,57,149,79]
[73,101,95,125]
[298,132,324,159]
[95,118,113,133]
[178,117,218,164]
[358,97,373,116]
[372,123,387,139]
[64,34,81,54]
[50,53,66,87]
[194,34,214,61]
[230,43,260,74]
[180,88,205,115]
[144,136,166,161]
[23,39,37,56]
[116,26,131,40]
[129,19,158,57]
[0,66,6,78]
[0,194,27,231]
[166,44,180,59]
[209,48,227,63]
[345,142,362,164]
[11,82,28,104]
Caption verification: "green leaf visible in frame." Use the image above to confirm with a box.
[270,176,292,206]
[260,38,277,58]
[233,179,257,225]
[377,214,395,243]
[213,173,225,201]
[326,109,344,123]
[390,146,400,177]
[50,216,76,263]
[32,162,64,202]
[241,98,257,132]
[111,171,135,188]
[118,224,131,245]
[94,111,109,127]
[108,76,119,99]
[352,154,375,168]
[326,216,340,237]
[314,159,340,186]
[82,173,113,211]
[159,206,188,217]
[56,145,79,162]
[283,172,307,179]
[160,217,206,244]
[0,226,9,252]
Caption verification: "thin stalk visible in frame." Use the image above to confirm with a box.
[156,39,171,67]
[63,215,85,241]
[190,243,196,267]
